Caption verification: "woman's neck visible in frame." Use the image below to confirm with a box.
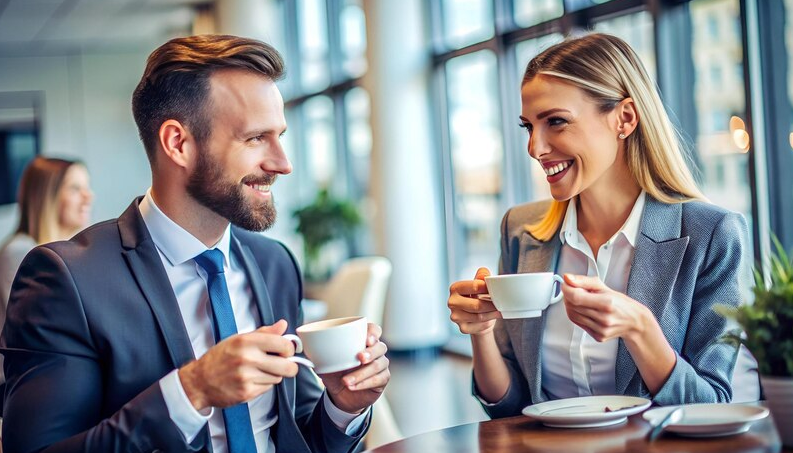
[576,182,642,254]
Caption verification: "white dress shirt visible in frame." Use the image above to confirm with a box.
[139,190,366,453]
[541,191,646,400]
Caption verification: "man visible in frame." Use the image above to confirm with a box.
[1,35,390,453]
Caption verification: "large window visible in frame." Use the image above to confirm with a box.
[689,0,752,255]
[278,0,372,274]
[445,51,503,278]
[431,0,787,344]
[432,1,665,286]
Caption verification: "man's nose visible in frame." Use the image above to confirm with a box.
[264,142,292,175]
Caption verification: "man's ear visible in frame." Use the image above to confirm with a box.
[157,119,194,169]
[616,97,639,138]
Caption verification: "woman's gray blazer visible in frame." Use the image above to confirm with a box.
[478,196,749,418]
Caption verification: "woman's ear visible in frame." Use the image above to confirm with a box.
[157,119,194,169]
[616,97,639,139]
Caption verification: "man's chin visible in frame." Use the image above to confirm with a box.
[230,208,276,232]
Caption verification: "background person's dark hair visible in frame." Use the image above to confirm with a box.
[131,34,285,164]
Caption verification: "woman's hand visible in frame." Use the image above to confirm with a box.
[560,273,677,394]
[447,267,502,336]
[450,268,511,402]
[560,274,651,343]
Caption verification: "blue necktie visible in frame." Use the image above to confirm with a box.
[195,249,257,453]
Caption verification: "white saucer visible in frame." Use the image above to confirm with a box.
[642,404,769,437]
[522,395,651,428]
[313,359,362,375]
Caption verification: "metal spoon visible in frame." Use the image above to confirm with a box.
[646,407,684,442]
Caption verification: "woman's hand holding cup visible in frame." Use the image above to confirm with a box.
[447,267,502,336]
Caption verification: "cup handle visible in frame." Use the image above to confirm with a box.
[287,356,315,368]
[282,334,303,354]
[282,334,315,368]
[550,274,564,304]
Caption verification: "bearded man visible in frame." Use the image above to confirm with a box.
[1,35,390,453]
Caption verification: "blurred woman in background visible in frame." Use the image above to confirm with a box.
[0,156,93,314]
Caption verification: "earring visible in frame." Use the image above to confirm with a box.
[618,133,627,139]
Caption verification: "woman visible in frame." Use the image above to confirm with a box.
[448,33,754,417]
[0,157,93,313]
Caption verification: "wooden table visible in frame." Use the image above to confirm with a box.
[366,412,787,452]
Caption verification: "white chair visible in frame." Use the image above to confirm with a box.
[320,256,392,326]
[317,256,403,449]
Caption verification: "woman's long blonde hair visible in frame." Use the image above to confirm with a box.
[523,33,705,241]
[15,156,82,244]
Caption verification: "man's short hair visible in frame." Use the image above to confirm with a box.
[132,34,285,164]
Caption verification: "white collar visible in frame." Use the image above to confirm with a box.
[559,191,646,248]
[138,188,232,267]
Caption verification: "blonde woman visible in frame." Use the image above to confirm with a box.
[0,157,93,311]
[447,33,756,415]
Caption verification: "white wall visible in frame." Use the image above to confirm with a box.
[0,49,154,239]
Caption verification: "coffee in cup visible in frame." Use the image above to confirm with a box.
[295,316,368,374]
[482,273,563,319]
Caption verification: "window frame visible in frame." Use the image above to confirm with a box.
[278,0,372,264]
[430,0,780,288]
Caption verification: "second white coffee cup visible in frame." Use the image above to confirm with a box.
[483,272,564,319]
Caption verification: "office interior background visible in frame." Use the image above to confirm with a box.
[0,0,792,436]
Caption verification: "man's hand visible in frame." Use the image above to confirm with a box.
[179,319,299,411]
[320,323,390,414]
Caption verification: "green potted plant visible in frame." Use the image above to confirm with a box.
[292,189,362,282]
[717,237,793,447]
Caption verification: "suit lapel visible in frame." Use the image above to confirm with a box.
[231,236,275,326]
[118,199,196,369]
[617,198,689,394]
[516,232,561,403]
[230,234,308,451]
[274,386,310,453]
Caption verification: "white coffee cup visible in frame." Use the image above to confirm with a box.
[482,272,564,319]
[295,316,368,374]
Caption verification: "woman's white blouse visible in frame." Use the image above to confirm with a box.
[541,191,646,399]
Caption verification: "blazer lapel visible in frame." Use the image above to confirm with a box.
[274,385,310,453]
[230,235,308,452]
[516,231,561,404]
[617,198,689,395]
[118,199,196,369]
[231,236,275,327]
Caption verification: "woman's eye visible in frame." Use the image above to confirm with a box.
[548,117,567,127]
[518,122,532,134]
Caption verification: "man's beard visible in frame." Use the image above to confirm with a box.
[186,148,277,232]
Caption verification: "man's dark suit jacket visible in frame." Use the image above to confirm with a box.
[0,198,368,453]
